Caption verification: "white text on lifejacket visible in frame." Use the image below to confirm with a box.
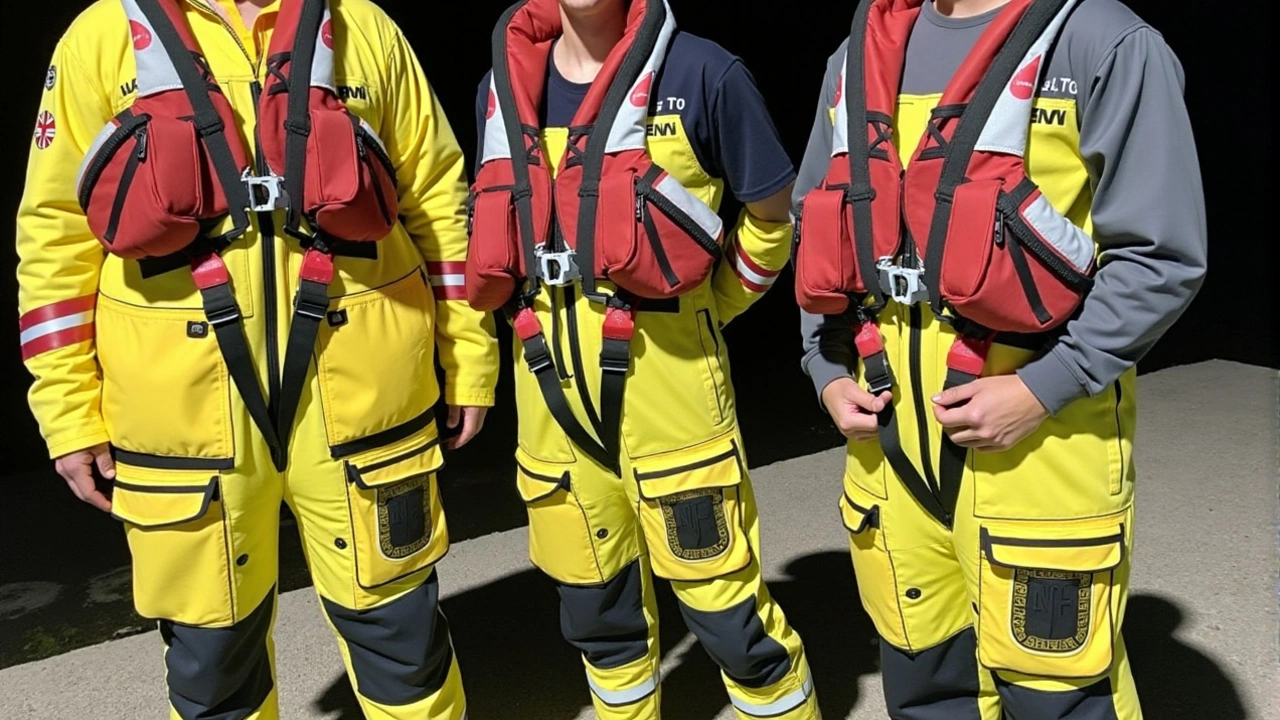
[1040,76,1079,96]
[654,97,686,113]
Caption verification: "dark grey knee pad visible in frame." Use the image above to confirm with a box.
[677,594,791,689]
[162,590,275,720]
[557,560,649,670]
[881,628,982,720]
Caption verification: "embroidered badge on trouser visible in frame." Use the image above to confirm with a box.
[1011,568,1092,653]
[377,475,431,560]
[661,490,731,561]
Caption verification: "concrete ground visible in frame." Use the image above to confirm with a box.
[0,360,1276,720]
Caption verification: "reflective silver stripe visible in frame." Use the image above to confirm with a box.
[480,73,511,164]
[121,0,184,99]
[76,121,120,197]
[1019,192,1094,272]
[974,0,1081,157]
[653,173,723,240]
[605,0,678,154]
[586,673,659,707]
[831,50,849,157]
[19,312,94,346]
[729,675,814,718]
[309,2,336,93]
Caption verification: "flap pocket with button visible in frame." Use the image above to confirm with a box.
[112,463,233,627]
[344,425,448,592]
[634,434,751,582]
[977,514,1128,679]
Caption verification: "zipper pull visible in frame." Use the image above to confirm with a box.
[635,192,645,222]
[993,210,1005,247]
[135,127,149,160]
[356,132,367,160]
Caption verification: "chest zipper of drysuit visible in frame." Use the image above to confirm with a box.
[352,115,395,226]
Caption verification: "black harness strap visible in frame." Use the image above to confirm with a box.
[281,0,325,239]
[844,0,888,309]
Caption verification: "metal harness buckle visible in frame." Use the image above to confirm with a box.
[877,258,929,305]
[242,171,287,212]
[537,248,581,286]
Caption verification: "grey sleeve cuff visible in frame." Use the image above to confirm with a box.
[805,353,855,407]
[1015,345,1091,416]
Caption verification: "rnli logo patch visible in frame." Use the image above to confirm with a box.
[660,489,731,561]
[630,71,654,108]
[321,19,334,49]
[130,20,152,51]
[376,475,431,560]
[1011,568,1092,653]
[34,111,56,150]
[45,65,56,91]
[486,89,496,120]
[1009,56,1041,101]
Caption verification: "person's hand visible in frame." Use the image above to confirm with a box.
[444,406,488,450]
[821,377,891,442]
[932,375,1049,452]
[54,443,115,512]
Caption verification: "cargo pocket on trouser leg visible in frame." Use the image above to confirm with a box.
[977,513,1127,679]
[633,432,752,582]
[515,448,637,586]
[343,428,449,601]
[111,464,234,627]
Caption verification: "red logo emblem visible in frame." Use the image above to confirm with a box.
[1010,56,1041,100]
[834,73,842,106]
[130,20,152,51]
[321,19,334,49]
[486,89,496,120]
[630,72,654,108]
[34,111,56,150]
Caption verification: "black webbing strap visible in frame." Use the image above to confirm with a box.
[513,307,622,475]
[936,329,995,521]
[135,0,249,236]
[844,1,888,308]
[922,0,1069,316]
[190,251,282,467]
[281,0,326,237]
[598,296,636,474]
[273,247,335,462]
[574,0,665,301]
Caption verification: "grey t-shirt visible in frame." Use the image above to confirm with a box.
[796,0,1208,414]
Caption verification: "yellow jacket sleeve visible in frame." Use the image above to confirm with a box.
[710,211,793,326]
[380,27,498,408]
[16,38,115,459]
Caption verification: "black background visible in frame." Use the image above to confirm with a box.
[0,0,1273,670]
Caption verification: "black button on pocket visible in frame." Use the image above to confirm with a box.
[335,538,348,550]
[906,588,922,600]
[327,309,348,327]
[187,321,209,338]
[596,528,609,539]
[236,554,249,567]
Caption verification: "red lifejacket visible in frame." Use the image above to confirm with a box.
[74,0,400,470]
[466,0,725,314]
[795,0,1093,526]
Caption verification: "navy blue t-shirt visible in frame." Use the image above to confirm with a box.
[475,32,794,203]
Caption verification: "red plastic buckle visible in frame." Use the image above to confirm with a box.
[602,307,635,342]
[300,249,335,285]
[190,252,230,290]
[853,320,885,359]
[513,307,543,342]
[947,334,993,378]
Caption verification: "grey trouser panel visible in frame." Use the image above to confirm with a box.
[996,675,1121,720]
[881,628,982,720]
[162,590,275,720]
[677,594,792,689]
[557,560,649,670]
[321,572,454,706]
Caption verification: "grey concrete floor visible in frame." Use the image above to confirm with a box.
[0,360,1275,720]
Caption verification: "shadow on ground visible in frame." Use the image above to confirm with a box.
[314,552,877,720]
[313,577,1249,720]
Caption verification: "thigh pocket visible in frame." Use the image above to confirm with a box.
[111,463,233,626]
[343,425,449,590]
[977,514,1126,679]
[839,492,909,649]
[317,269,438,453]
[96,295,233,462]
[634,433,752,582]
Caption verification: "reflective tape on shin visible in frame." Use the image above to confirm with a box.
[162,590,276,720]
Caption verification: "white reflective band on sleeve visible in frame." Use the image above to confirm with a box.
[605,0,678,154]
[76,121,119,196]
[429,274,465,287]
[831,50,850,157]
[122,0,185,98]
[974,0,1080,157]
[481,74,513,164]
[729,675,815,717]
[654,173,723,239]
[1020,193,1094,272]
[19,312,94,347]
[733,246,778,289]
[310,3,337,92]
[586,673,659,707]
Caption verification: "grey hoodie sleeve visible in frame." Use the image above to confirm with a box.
[1016,27,1208,414]
[797,43,858,402]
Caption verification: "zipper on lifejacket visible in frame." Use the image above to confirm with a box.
[355,127,393,226]
[104,127,148,244]
[637,181,720,257]
[636,183,681,289]
[77,114,150,210]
